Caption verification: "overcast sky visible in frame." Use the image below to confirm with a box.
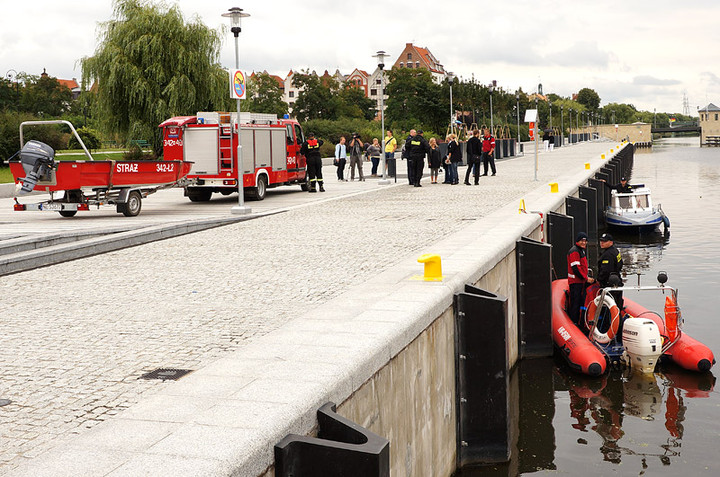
[2,0,719,115]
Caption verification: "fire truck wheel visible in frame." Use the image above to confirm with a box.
[247,175,267,201]
[187,188,212,202]
[59,210,77,218]
[121,191,142,217]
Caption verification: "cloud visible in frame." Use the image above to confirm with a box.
[701,71,720,86]
[632,76,681,86]
[549,41,611,68]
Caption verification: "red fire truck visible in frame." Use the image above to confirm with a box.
[159,112,308,201]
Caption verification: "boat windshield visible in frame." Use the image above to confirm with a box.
[636,194,649,209]
[618,196,632,209]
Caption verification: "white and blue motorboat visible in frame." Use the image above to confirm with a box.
[604,186,670,233]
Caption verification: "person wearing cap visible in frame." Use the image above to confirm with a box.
[405,129,431,187]
[567,232,594,326]
[598,232,624,309]
[604,177,633,193]
[300,132,324,192]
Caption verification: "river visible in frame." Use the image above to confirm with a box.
[456,137,720,476]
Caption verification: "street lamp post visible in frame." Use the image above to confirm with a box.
[569,109,573,144]
[223,7,251,215]
[548,100,552,131]
[576,110,580,141]
[515,92,520,150]
[560,105,564,145]
[448,72,455,133]
[374,50,390,185]
[489,80,496,134]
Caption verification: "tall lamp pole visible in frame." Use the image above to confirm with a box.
[448,72,455,133]
[374,50,390,185]
[548,100,552,131]
[223,7,251,215]
[560,105,564,145]
[515,92,520,150]
[489,80,496,134]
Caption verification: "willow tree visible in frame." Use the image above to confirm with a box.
[82,0,230,154]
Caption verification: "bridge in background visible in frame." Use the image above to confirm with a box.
[651,124,700,134]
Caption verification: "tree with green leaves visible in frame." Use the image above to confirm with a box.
[247,72,288,117]
[19,74,72,117]
[337,84,376,121]
[385,68,444,133]
[82,0,230,155]
[576,88,601,111]
[292,72,339,122]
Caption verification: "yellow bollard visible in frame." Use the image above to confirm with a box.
[610,148,614,153]
[549,182,558,193]
[585,163,591,169]
[601,154,605,159]
[417,254,443,281]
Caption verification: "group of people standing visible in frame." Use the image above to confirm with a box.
[322,127,500,189]
[402,127,498,187]
[333,131,399,182]
[566,231,625,330]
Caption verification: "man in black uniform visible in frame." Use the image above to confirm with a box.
[597,232,624,309]
[300,132,324,193]
[464,129,482,185]
[403,129,416,185]
[604,177,633,193]
[405,129,431,187]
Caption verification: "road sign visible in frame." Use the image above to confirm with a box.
[230,69,247,100]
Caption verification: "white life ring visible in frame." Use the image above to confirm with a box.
[586,293,621,344]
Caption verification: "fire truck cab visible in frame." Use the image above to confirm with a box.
[159,111,308,201]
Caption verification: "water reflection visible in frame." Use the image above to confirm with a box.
[455,360,716,476]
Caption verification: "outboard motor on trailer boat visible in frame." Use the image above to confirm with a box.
[16,140,55,194]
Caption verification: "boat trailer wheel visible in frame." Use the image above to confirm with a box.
[119,190,142,217]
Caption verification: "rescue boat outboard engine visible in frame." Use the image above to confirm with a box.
[622,317,662,373]
[16,140,55,194]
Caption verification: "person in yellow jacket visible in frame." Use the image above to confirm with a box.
[384,130,397,178]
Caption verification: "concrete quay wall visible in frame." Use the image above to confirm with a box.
[5,141,626,477]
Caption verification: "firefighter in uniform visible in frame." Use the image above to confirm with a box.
[597,232,624,309]
[567,232,594,326]
[300,132,324,193]
[405,130,431,187]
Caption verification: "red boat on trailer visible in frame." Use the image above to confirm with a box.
[552,277,715,376]
[9,120,193,217]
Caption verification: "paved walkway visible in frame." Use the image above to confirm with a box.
[0,141,615,474]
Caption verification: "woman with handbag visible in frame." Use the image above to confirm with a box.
[367,138,382,176]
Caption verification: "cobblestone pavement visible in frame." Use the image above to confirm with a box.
[0,142,612,473]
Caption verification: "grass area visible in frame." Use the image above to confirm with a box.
[0,167,13,184]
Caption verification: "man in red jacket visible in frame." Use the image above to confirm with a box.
[567,232,594,326]
[481,127,496,176]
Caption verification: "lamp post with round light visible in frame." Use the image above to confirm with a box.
[222,7,251,215]
[374,50,390,185]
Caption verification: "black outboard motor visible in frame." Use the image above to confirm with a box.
[18,140,55,194]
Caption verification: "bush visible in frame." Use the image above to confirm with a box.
[123,143,156,161]
[68,127,102,151]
